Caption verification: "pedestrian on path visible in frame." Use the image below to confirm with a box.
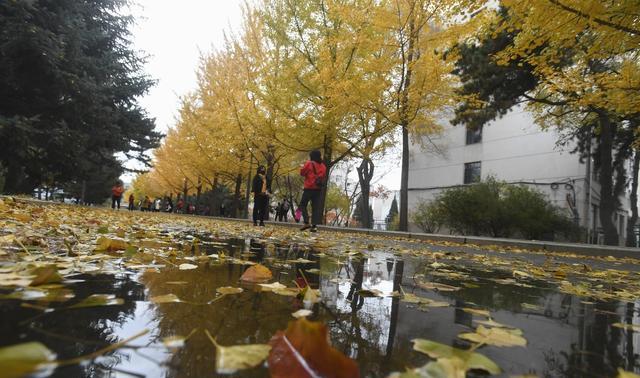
[128,193,135,211]
[111,180,125,210]
[299,150,326,232]
[252,165,269,226]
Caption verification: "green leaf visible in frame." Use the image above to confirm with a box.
[68,294,124,309]
[0,341,56,378]
[412,339,501,375]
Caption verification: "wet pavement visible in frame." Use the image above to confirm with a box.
[1,225,640,377]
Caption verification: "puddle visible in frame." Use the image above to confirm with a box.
[1,233,639,377]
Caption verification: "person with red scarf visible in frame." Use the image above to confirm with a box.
[299,150,326,232]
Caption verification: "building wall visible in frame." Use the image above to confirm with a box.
[407,107,632,245]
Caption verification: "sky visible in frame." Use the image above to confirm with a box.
[128,0,401,190]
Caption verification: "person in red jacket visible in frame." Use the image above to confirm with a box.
[111,180,125,210]
[299,150,326,232]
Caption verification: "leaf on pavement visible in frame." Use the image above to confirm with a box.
[462,308,491,317]
[618,368,640,378]
[416,281,460,292]
[240,264,272,282]
[68,294,124,308]
[204,329,270,374]
[267,318,360,378]
[216,286,243,295]
[412,338,500,375]
[178,263,198,270]
[150,294,181,304]
[292,309,312,318]
[258,282,288,291]
[95,236,128,251]
[0,341,56,378]
[458,325,527,347]
[29,266,63,286]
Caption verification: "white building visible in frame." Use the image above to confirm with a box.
[407,107,633,245]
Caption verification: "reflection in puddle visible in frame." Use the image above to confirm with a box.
[2,234,639,377]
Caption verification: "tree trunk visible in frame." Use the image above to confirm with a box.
[398,14,416,232]
[182,178,188,204]
[319,142,333,225]
[244,158,253,219]
[233,173,242,218]
[196,176,202,213]
[399,125,409,231]
[357,158,374,229]
[597,111,619,245]
[626,150,639,247]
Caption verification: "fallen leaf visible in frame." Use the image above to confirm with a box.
[416,281,460,292]
[521,303,542,311]
[458,325,527,347]
[292,309,312,318]
[618,368,640,378]
[358,289,384,297]
[178,263,198,270]
[462,308,491,317]
[258,282,288,291]
[474,318,514,329]
[29,266,63,286]
[150,294,181,304]
[401,292,449,307]
[268,318,360,378]
[162,329,197,348]
[0,341,56,378]
[612,323,640,332]
[411,339,500,375]
[95,236,128,251]
[216,287,243,295]
[205,329,270,374]
[240,264,273,282]
[68,294,124,308]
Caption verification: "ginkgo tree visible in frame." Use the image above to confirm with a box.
[139,0,492,227]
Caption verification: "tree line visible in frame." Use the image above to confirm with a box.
[0,0,160,202]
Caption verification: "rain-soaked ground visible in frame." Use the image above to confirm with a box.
[2,202,640,377]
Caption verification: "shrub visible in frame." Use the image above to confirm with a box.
[411,200,443,233]
[414,178,576,240]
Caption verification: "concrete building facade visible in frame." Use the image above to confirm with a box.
[407,107,633,245]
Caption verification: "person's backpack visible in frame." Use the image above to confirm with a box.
[311,162,325,188]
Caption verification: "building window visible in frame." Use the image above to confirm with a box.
[464,161,481,184]
[466,126,482,145]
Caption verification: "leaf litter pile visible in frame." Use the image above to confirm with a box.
[1,197,640,377]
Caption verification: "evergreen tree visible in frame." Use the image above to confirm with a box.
[386,196,398,224]
[0,0,161,196]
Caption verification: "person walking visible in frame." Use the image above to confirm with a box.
[275,202,282,222]
[111,181,125,210]
[128,193,135,211]
[252,165,269,226]
[299,150,326,232]
[281,201,290,222]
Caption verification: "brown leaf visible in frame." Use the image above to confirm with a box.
[240,264,273,282]
[267,318,359,378]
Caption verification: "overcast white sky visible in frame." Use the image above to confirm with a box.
[129,0,401,190]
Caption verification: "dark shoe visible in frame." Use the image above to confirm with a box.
[300,224,311,231]
[253,222,258,226]
[259,222,265,227]
[310,226,318,233]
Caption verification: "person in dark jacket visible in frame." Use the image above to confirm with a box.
[299,150,326,232]
[252,165,269,226]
